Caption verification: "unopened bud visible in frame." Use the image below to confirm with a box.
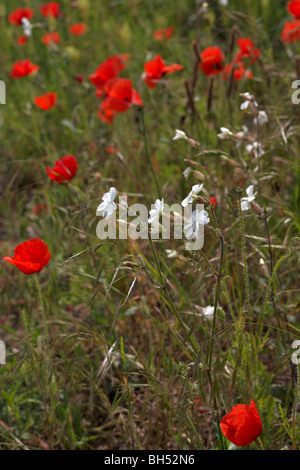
[193,170,205,181]
[184,158,200,167]
[195,196,209,204]
[220,155,240,167]
[186,137,199,148]
[251,201,262,215]
[233,167,246,178]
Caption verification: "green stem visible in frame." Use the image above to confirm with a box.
[33,274,49,347]
[148,236,199,352]
[199,249,219,277]
[208,235,224,368]
[140,108,162,199]
[238,198,252,319]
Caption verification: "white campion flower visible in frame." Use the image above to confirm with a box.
[240,92,258,110]
[166,249,178,259]
[202,305,214,319]
[253,110,268,126]
[183,166,191,180]
[148,198,164,225]
[181,184,204,207]
[96,187,117,220]
[21,17,32,37]
[241,185,257,211]
[218,0,228,5]
[217,127,232,139]
[172,129,188,141]
[235,126,248,148]
[184,209,209,239]
[246,141,265,158]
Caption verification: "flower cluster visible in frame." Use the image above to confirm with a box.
[89,55,142,123]
[281,1,300,43]
[9,3,87,47]
[199,38,260,81]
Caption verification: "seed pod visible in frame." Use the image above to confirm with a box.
[220,154,240,167]
[233,167,246,178]
[192,170,206,181]
[195,196,209,204]
[251,201,262,216]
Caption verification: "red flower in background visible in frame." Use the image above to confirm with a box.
[105,146,117,154]
[193,398,209,414]
[236,38,260,64]
[40,2,61,18]
[8,8,34,25]
[287,0,300,18]
[42,32,60,46]
[281,20,300,43]
[33,203,47,215]
[220,400,262,447]
[209,197,217,210]
[153,26,174,40]
[34,92,57,110]
[10,59,39,79]
[16,36,28,45]
[143,54,183,88]
[46,155,78,183]
[89,55,129,96]
[199,47,225,76]
[223,62,253,81]
[70,23,87,35]
[98,78,143,123]
[75,74,84,84]
[3,238,51,275]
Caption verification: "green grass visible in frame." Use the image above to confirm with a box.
[0,0,299,450]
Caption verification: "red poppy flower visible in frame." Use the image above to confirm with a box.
[42,32,60,46]
[3,238,51,275]
[235,38,260,64]
[75,74,84,83]
[153,26,174,40]
[193,398,208,414]
[46,155,78,183]
[220,399,262,447]
[281,20,300,43]
[40,2,61,18]
[105,146,116,154]
[199,47,225,76]
[223,62,253,81]
[287,0,300,18]
[209,197,217,210]
[70,23,87,36]
[16,36,28,45]
[10,59,39,79]
[33,203,47,215]
[8,8,34,25]
[98,78,143,123]
[143,54,183,88]
[89,54,129,96]
[34,92,57,110]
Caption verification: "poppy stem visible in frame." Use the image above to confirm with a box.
[208,233,224,369]
[33,274,49,347]
[140,108,162,200]
[147,235,199,352]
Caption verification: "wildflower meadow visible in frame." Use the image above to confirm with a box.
[0,0,300,452]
